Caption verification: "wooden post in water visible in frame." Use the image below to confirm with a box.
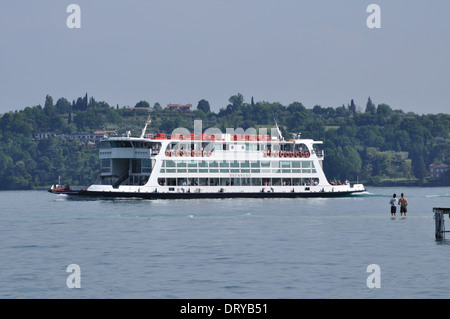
[434,208,450,240]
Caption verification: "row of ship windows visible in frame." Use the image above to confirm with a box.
[160,168,317,174]
[157,177,320,187]
[161,160,315,169]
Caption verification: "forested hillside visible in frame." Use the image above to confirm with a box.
[0,93,449,189]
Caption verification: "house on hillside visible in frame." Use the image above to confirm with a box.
[166,104,192,113]
[430,163,449,180]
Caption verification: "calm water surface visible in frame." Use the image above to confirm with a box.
[1,187,450,298]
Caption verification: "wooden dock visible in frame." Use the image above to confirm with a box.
[434,208,450,240]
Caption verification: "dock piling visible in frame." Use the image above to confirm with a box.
[434,207,450,240]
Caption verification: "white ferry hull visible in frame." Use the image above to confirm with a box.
[50,184,366,199]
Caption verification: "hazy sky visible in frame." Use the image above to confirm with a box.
[0,0,449,114]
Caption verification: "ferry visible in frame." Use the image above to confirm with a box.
[49,119,365,199]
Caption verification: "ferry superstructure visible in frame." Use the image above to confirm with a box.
[49,122,366,198]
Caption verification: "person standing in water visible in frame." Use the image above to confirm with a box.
[389,194,398,216]
[398,193,408,216]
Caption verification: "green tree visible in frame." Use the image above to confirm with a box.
[365,97,376,114]
[197,99,211,113]
[135,100,150,108]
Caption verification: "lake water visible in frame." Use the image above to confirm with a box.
[1,187,450,299]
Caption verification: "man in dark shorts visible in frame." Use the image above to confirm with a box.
[399,193,408,216]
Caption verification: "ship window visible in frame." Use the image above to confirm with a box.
[280,161,290,168]
[251,178,262,186]
[231,178,240,186]
[302,161,311,168]
[220,161,229,168]
[177,161,187,167]
[251,161,260,168]
[292,169,301,174]
[241,177,251,186]
[142,159,152,173]
[165,160,175,168]
[210,178,219,186]
[220,178,229,186]
[167,178,176,186]
[292,161,301,168]
[187,161,197,168]
[261,161,270,168]
[101,159,111,173]
[209,161,219,168]
[272,178,281,186]
[132,159,141,173]
[229,161,239,168]
[110,141,132,148]
[198,161,207,167]
[271,161,280,173]
[240,161,250,168]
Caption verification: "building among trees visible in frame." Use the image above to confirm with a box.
[429,164,449,180]
[166,104,192,113]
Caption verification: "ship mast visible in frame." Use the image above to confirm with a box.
[274,119,284,141]
[140,115,152,138]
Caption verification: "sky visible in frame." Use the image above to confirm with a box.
[0,0,449,115]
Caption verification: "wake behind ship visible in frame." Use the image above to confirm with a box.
[49,121,366,199]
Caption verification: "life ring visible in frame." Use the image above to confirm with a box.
[264,152,268,157]
[295,152,300,158]
[208,151,212,157]
[274,151,279,157]
[290,152,294,157]
[305,151,310,158]
[280,152,284,158]
[300,152,304,158]
[196,151,201,157]
[176,151,180,157]
[165,151,170,157]
[170,151,175,157]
